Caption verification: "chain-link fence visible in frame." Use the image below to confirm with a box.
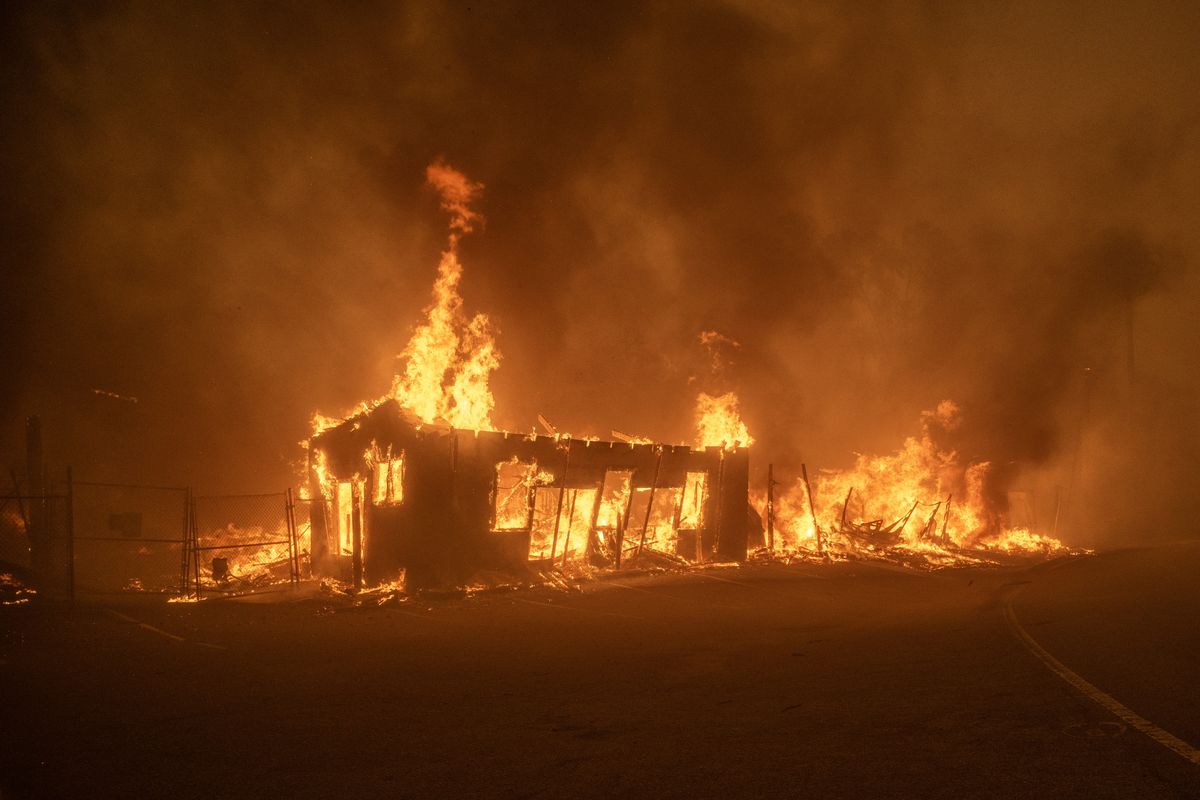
[188,491,301,596]
[68,481,189,595]
[4,469,311,600]
[1,472,71,600]
[0,474,34,573]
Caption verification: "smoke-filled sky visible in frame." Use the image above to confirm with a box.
[2,1,1197,545]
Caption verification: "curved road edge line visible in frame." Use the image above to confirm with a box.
[1003,600,1200,766]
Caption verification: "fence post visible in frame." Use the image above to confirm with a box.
[190,491,201,598]
[284,489,292,585]
[180,488,191,596]
[285,488,299,586]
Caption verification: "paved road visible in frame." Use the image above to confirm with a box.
[2,544,1198,798]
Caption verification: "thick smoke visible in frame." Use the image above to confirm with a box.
[1,1,1197,547]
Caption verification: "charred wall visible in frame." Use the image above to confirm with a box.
[309,401,750,589]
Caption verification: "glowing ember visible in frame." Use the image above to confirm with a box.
[980,527,1068,554]
[0,572,36,606]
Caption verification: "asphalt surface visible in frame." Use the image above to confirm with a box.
[2,543,1198,799]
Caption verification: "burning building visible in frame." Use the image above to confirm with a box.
[308,400,749,590]
[301,162,755,591]
[300,161,1059,593]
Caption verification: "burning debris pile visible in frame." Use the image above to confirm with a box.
[758,401,1069,567]
[0,572,37,606]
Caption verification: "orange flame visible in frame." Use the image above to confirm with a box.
[693,331,752,449]
[760,401,1067,559]
[309,161,500,444]
[694,391,754,448]
[388,163,498,430]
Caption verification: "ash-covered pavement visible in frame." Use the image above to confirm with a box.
[2,543,1198,799]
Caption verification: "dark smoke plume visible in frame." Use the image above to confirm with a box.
[1,1,1197,547]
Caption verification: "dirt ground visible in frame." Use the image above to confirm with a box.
[2,543,1198,799]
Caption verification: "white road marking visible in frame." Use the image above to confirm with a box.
[513,597,644,620]
[606,580,743,610]
[693,572,756,588]
[389,608,467,624]
[1003,599,1200,766]
[105,608,226,650]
